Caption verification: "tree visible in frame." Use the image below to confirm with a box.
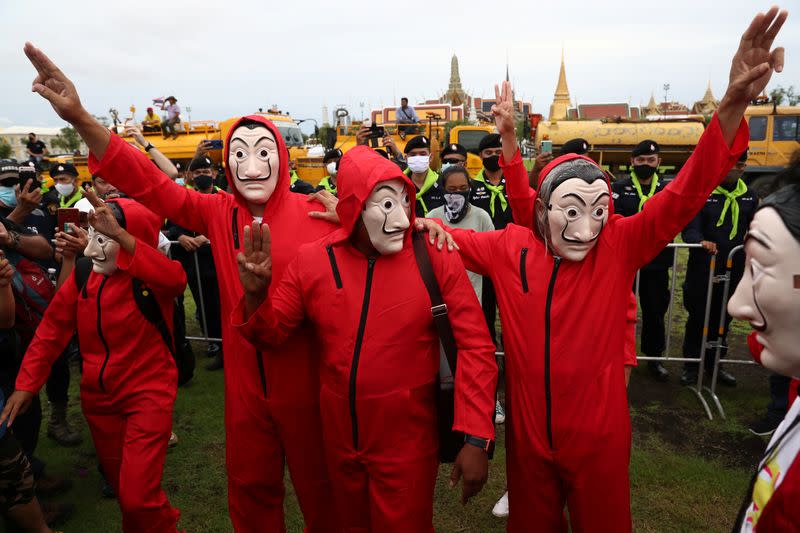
[0,139,11,159]
[50,126,82,153]
[769,85,800,106]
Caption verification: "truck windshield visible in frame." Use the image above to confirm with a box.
[457,130,489,153]
[277,125,305,147]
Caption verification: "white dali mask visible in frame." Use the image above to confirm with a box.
[540,177,610,262]
[728,207,800,377]
[361,179,411,255]
[84,226,121,275]
[228,125,280,205]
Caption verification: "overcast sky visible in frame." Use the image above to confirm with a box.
[1,1,797,133]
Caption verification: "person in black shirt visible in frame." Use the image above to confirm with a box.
[314,149,342,196]
[612,140,673,381]
[680,149,757,387]
[470,134,513,230]
[25,134,48,168]
[403,135,443,217]
[167,155,224,371]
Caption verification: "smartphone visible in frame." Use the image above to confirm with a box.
[19,165,40,191]
[207,140,224,150]
[57,208,80,233]
[368,124,385,139]
[541,140,553,154]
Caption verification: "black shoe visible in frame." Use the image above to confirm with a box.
[749,415,783,437]
[680,369,698,386]
[206,353,223,371]
[716,368,737,387]
[101,480,116,499]
[648,361,670,382]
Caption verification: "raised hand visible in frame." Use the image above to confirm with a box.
[725,7,788,107]
[24,42,86,123]
[236,223,272,297]
[55,224,89,261]
[491,80,516,138]
[124,124,147,148]
[84,189,123,240]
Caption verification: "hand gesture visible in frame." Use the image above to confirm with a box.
[23,43,87,124]
[307,190,340,224]
[55,224,88,261]
[491,80,516,138]
[195,140,215,158]
[0,390,35,428]
[450,444,489,505]
[15,179,43,215]
[236,223,272,296]
[0,252,14,287]
[84,189,123,240]
[725,7,788,106]
[123,124,147,148]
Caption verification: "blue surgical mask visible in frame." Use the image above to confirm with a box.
[0,186,17,208]
[176,178,185,186]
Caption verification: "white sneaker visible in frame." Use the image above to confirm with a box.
[168,432,179,448]
[494,400,506,425]
[492,491,509,517]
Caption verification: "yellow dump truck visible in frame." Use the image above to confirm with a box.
[533,102,800,194]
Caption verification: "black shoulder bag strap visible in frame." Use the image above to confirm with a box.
[131,278,176,358]
[411,232,457,389]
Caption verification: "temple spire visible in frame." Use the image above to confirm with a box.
[549,48,572,120]
[449,54,462,90]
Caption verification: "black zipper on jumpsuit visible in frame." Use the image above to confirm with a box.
[349,257,376,450]
[544,257,562,449]
[96,275,111,392]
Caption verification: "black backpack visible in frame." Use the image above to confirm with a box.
[74,257,195,386]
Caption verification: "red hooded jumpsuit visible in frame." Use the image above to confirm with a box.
[87,117,338,532]
[444,115,748,532]
[16,199,186,532]
[232,146,498,532]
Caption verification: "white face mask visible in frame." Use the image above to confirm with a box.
[728,207,800,377]
[326,162,338,177]
[407,155,430,174]
[55,182,75,197]
[84,226,121,275]
[541,178,610,262]
[228,125,280,205]
[361,179,411,255]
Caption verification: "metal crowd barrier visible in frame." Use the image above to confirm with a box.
[704,245,753,420]
[167,241,222,346]
[634,243,716,419]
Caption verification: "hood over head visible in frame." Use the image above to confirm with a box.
[335,146,416,239]
[223,115,290,215]
[535,153,616,217]
[105,198,162,249]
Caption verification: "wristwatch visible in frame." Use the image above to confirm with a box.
[144,143,155,152]
[464,434,494,454]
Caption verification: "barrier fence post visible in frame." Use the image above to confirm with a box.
[169,240,223,344]
[663,245,680,360]
[705,245,748,419]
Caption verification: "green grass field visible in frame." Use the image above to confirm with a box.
[36,251,773,532]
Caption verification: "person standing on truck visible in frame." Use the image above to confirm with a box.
[161,96,181,140]
[611,140,674,382]
[680,149,757,387]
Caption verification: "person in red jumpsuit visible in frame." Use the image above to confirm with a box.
[1,191,186,532]
[421,9,784,531]
[19,44,341,531]
[232,146,498,532]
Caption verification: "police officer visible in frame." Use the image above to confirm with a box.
[680,149,757,387]
[403,135,443,217]
[167,155,224,371]
[43,162,82,215]
[440,143,468,170]
[315,148,342,196]
[289,149,315,195]
[612,140,672,381]
[560,137,590,156]
[471,133,513,230]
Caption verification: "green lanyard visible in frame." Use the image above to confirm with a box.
[59,190,82,208]
[290,171,299,185]
[319,176,337,195]
[630,171,659,212]
[404,168,439,215]
[712,179,748,240]
[473,170,508,217]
